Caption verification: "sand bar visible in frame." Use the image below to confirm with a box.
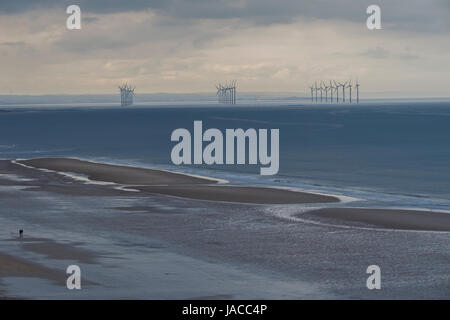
[19,158,214,185]
[308,207,450,232]
[135,185,339,204]
[18,158,339,204]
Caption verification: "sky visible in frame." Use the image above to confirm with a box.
[0,0,449,97]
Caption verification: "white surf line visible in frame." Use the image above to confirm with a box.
[69,157,229,184]
[269,205,450,234]
[113,185,141,192]
[58,172,116,186]
[25,156,229,185]
[12,159,117,186]
[172,171,229,184]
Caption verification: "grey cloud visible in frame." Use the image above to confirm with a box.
[1,0,449,32]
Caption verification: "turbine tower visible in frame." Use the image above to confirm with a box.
[216,84,223,103]
[334,81,340,103]
[309,84,314,103]
[338,81,347,103]
[315,82,318,103]
[232,80,237,104]
[329,80,334,103]
[356,80,360,104]
[322,81,329,102]
[319,82,323,102]
[347,80,353,103]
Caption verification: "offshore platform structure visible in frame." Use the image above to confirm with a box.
[119,84,135,106]
[216,81,237,104]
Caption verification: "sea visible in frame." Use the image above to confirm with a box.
[1,97,450,211]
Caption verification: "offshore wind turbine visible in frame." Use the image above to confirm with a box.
[315,82,318,103]
[333,80,340,103]
[216,84,222,103]
[309,84,314,103]
[347,80,353,103]
[230,80,236,104]
[329,80,334,103]
[356,80,360,104]
[216,84,221,103]
[338,81,347,103]
[232,80,237,104]
[319,82,324,102]
[322,81,329,102]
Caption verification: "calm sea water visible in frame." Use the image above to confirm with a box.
[1,101,450,210]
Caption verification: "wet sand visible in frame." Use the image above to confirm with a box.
[0,252,65,285]
[18,158,339,204]
[308,207,450,232]
[135,185,338,204]
[9,238,100,264]
[0,238,99,298]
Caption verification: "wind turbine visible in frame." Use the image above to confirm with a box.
[347,80,353,104]
[338,81,347,103]
[216,84,222,103]
[315,82,318,103]
[216,84,221,103]
[233,80,237,104]
[309,84,314,103]
[355,80,360,104]
[333,81,340,103]
[319,82,324,102]
[322,81,329,102]
[329,80,334,103]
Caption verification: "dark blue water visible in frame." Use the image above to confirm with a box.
[1,101,450,208]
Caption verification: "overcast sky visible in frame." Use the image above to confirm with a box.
[0,0,449,96]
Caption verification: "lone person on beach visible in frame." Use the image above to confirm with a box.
[19,229,23,239]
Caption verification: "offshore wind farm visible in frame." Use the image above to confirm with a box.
[216,81,237,105]
[309,80,360,104]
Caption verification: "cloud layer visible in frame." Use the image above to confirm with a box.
[0,1,449,96]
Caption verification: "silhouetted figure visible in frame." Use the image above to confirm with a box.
[19,229,23,239]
